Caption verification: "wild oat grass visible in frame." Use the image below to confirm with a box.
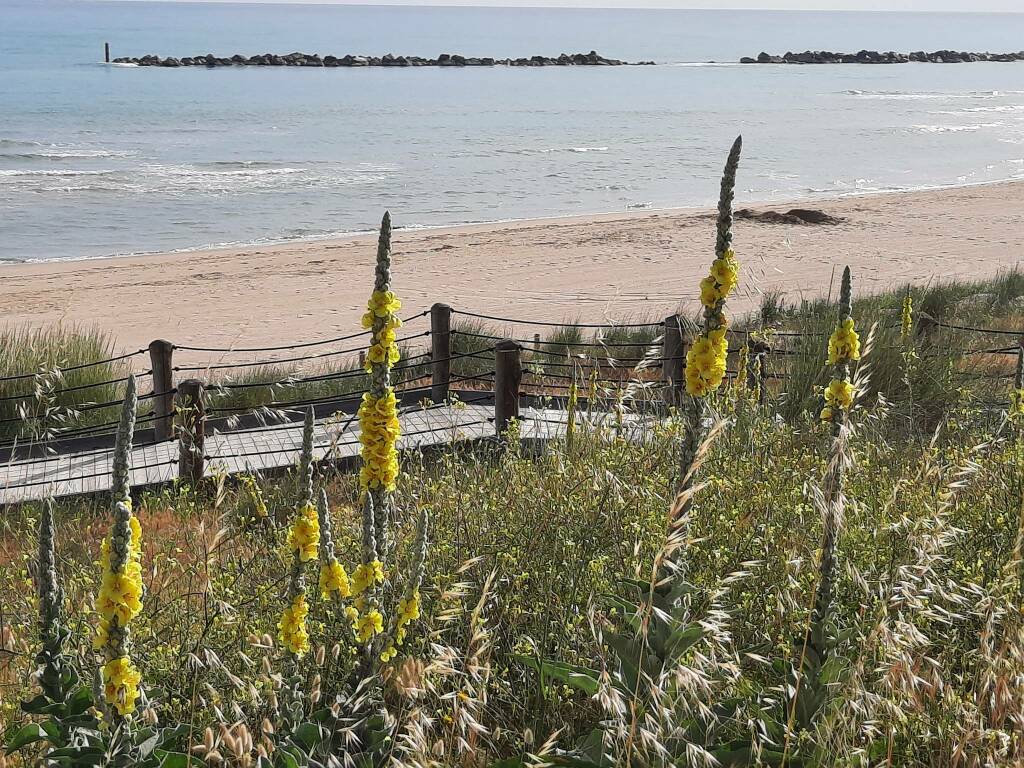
[4,374,1022,765]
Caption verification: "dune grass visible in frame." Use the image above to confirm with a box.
[1,363,1022,765]
[0,326,135,444]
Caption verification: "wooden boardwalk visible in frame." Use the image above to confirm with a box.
[0,402,648,505]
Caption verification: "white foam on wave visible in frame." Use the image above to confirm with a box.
[0,168,116,178]
[844,89,1024,101]
[1,149,137,160]
[912,122,1006,133]
[496,145,609,156]
[931,105,1024,115]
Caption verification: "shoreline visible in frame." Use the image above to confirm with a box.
[2,180,1023,362]
[8,174,1023,269]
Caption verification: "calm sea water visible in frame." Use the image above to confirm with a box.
[3,1,1024,261]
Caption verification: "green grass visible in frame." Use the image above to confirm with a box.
[0,325,133,444]
[2,374,1022,765]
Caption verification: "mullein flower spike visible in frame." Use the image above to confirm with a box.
[317,489,351,600]
[380,507,429,663]
[278,407,319,658]
[685,135,742,399]
[820,267,859,428]
[110,374,137,506]
[347,494,385,644]
[359,212,403,565]
[348,211,402,648]
[38,499,63,641]
[901,292,914,338]
[94,380,144,718]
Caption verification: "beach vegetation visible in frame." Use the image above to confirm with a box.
[2,144,1024,767]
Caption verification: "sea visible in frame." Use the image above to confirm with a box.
[4,0,1024,262]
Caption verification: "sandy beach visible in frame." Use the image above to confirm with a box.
[2,181,1022,360]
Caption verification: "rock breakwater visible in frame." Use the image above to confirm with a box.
[740,49,1024,65]
[111,50,653,68]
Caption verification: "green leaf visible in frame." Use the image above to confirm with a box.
[664,622,704,662]
[20,694,58,715]
[5,722,49,752]
[138,732,160,759]
[516,655,600,695]
[66,686,95,716]
[291,722,322,752]
[155,750,194,768]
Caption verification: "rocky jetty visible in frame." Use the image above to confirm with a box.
[740,49,1024,65]
[111,50,654,68]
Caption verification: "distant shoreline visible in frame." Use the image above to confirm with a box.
[6,175,1021,268]
[1,180,1022,362]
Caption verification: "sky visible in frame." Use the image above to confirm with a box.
[133,0,1024,11]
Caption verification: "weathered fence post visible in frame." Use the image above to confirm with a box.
[494,340,522,435]
[533,333,541,353]
[176,379,205,485]
[662,314,685,406]
[149,339,174,441]
[431,302,452,403]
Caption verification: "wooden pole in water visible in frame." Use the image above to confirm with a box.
[148,339,174,441]
[430,303,452,403]
[176,379,205,485]
[105,42,110,63]
[494,340,522,436]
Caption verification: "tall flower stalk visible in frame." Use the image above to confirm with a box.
[820,268,859,435]
[94,378,143,720]
[111,375,137,506]
[317,489,350,602]
[358,212,403,562]
[279,408,319,660]
[812,267,859,648]
[900,291,914,339]
[677,135,742,491]
[351,212,402,649]
[380,508,429,663]
[37,498,68,704]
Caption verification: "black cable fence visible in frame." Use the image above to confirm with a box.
[1,303,1022,501]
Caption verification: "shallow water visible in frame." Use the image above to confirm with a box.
[3,1,1024,261]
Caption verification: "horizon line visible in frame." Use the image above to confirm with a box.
[84,1,1024,13]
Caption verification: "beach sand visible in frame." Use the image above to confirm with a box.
[2,181,1022,362]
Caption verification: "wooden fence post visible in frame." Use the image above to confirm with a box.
[662,314,685,405]
[176,379,205,485]
[431,303,452,403]
[533,333,541,353]
[494,340,522,435]
[149,339,174,441]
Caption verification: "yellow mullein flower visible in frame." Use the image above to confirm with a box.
[103,657,142,716]
[380,643,398,663]
[278,594,310,657]
[901,295,913,338]
[287,502,320,562]
[319,559,351,600]
[352,560,385,595]
[367,290,402,318]
[826,317,861,365]
[355,609,384,643]
[699,277,722,309]
[824,378,855,411]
